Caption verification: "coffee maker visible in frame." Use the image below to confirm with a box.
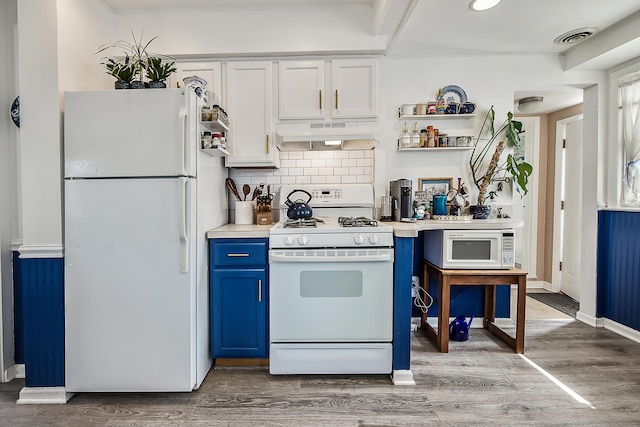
[390,179,413,221]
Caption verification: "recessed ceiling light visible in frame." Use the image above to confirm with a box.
[469,0,502,11]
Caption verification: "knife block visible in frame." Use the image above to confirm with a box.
[256,205,272,225]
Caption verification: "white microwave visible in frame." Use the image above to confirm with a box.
[423,229,515,269]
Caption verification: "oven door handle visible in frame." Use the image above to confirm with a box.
[269,249,393,263]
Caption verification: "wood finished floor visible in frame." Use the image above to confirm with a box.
[2,298,640,426]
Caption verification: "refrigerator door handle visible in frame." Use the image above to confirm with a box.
[180,108,190,176]
[179,177,189,273]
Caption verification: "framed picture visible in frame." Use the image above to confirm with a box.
[419,177,453,201]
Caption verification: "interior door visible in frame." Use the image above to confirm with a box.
[560,119,583,301]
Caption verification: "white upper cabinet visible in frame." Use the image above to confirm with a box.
[224,61,279,168]
[278,58,379,120]
[278,60,325,120]
[330,58,378,119]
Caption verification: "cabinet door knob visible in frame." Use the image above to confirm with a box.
[258,279,262,302]
[227,253,249,257]
[319,89,323,109]
[335,89,338,109]
[266,134,269,154]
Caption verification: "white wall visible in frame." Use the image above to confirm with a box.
[0,0,19,380]
[57,0,116,92]
[376,55,606,210]
[111,6,385,58]
[17,0,63,249]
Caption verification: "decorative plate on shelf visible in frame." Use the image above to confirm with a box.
[442,85,467,105]
[183,76,208,103]
[10,96,19,128]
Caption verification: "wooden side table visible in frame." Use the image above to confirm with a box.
[421,261,527,353]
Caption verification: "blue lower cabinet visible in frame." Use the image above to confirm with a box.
[210,238,269,358]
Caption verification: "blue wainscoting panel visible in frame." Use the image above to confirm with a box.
[393,236,413,371]
[12,251,24,364]
[21,257,65,387]
[597,210,640,330]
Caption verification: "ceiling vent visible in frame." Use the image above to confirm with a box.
[554,27,599,45]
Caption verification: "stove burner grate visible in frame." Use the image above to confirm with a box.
[283,217,323,228]
[338,216,378,227]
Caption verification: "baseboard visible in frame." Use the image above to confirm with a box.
[17,387,73,404]
[4,364,25,382]
[576,311,599,327]
[526,280,546,289]
[215,358,269,367]
[602,318,640,344]
[392,369,415,386]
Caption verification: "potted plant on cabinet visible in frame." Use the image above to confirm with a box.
[101,55,135,89]
[145,57,177,88]
[469,106,533,219]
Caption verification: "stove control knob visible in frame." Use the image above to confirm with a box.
[354,234,365,245]
[298,235,309,246]
[283,236,294,246]
[369,234,380,245]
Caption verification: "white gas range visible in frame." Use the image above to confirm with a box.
[268,184,395,375]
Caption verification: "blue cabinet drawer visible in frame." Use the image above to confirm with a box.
[210,238,268,267]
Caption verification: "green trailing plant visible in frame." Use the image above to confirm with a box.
[469,106,533,205]
[145,57,177,82]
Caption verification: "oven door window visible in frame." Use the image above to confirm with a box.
[270,261,393,342]
[300,271,362,298]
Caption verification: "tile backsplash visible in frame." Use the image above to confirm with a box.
[227,149,374,222]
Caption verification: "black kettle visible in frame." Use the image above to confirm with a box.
[285,189,313,220]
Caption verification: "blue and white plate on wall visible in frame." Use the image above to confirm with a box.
[442,85,467,105]
[10,96,20,128]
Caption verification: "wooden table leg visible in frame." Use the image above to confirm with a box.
[439,274,450,353]
[483,285,495,329]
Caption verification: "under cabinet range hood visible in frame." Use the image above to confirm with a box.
[276,122,379,151]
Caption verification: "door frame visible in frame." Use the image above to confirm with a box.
[516,117,540,280]
[551,114,583,292]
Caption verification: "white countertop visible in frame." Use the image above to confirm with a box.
[206,224,272,239]
[206,218,523,239]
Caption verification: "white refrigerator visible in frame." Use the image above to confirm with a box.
[63,89,227,392]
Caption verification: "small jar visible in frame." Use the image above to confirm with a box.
[410,122,420,148]
[427,101,436,115]
[211,105,220,121]
[399,122,411,149]
[201,106,212,122]
[202,131,212,149]
[426,126,436,148]
[439,133,448,147]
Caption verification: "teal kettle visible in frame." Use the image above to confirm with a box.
[449,315,473,341]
